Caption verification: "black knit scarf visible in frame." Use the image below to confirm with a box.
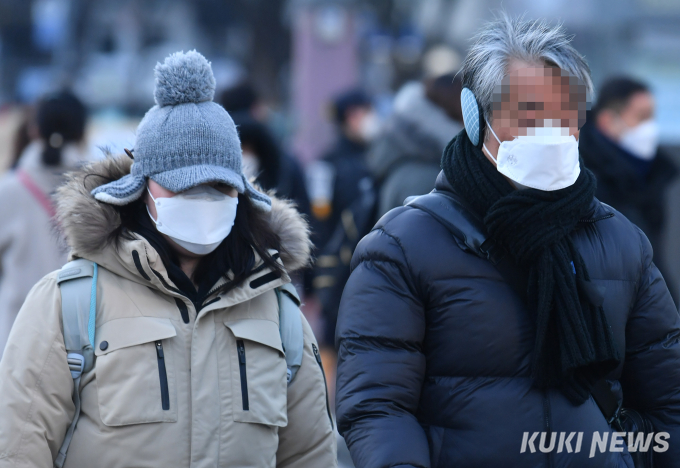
[442,131,619,404]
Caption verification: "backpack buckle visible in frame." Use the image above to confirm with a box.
[479,238,505,265]
[66,353,85,379]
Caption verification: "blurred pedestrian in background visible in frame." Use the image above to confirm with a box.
[310,89,378,248]
[7,108,32,170]
[579,77,679,304]
[0,91,89,357]
[335,15,680,467]
[368,73,464,218]
[222,81,312,236]
[221,80,269,123]
[0,50,336,467]
[0,107,28,172]
[310,89,378,349]
[232,114,311,218]
[225,85,315,320]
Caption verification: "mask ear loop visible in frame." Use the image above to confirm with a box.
[145,204,160,225]
[482,119,502,164]
[145,185,161,225]
[146,185,157,203]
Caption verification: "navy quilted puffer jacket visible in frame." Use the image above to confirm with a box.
[335,172,680,468]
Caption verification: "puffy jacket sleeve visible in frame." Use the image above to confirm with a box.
[620,228,680,464]
[277,313,337,467]
[0,273,75,467]
[335,225,430,468]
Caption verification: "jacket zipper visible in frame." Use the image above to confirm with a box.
[198,253,281,303]
[237,340,249,411]
[312,344,334,429]
[543,391,553,468]
[155,341,170,411]
[579,213,614,224]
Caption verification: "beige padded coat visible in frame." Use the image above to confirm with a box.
[0,156,337,467]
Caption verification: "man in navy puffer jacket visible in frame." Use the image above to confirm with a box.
[335,14,680,468]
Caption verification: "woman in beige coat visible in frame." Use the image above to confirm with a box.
[0,91,90,358]
[0,51,336,467]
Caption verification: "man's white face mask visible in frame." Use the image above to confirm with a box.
[619,119,659,161]
[147,184,238,255]
[483,120,581,191]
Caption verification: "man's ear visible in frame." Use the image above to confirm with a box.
[595,109,619,140]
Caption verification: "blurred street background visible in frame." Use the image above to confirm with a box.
[1,1,679,465]
[2,0,679,162]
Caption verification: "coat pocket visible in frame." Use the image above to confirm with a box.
[94,317,178,426]
[224,319,288,427]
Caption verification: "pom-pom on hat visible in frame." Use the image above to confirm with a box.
[91,50,271,212]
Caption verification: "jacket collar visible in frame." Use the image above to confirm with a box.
[119,236,288,311]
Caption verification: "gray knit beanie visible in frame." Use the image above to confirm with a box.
[91,50,271,212]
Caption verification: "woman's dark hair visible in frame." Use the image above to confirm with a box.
[232,114,281,190]
[36,91,87,166]
[115,189,284,298]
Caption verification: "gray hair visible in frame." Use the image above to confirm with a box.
[461,13,593,125]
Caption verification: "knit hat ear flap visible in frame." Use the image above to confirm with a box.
[243,175,272,212]
[91,173,146,205]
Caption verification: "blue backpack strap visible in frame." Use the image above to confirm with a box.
[406,191,528,302]
[55,259,98,468]
[276,283,304,385]
[406,190,504,264]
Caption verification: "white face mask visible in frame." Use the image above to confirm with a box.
[147,185,238,255]
[358,111,381,142]
[483,120,581,191]
[619,119,659,161]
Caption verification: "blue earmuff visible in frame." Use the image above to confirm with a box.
[461,87,486,148]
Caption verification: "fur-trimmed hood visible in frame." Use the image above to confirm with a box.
[55,155,312,273]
